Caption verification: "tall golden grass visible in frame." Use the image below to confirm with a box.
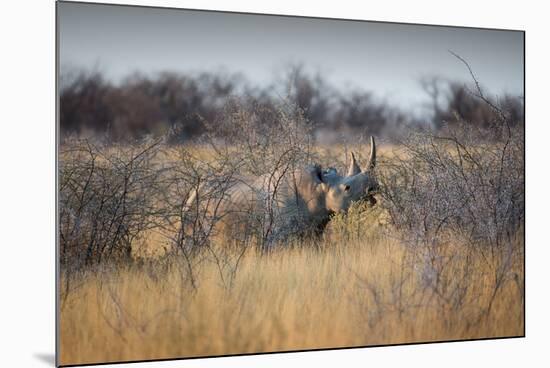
[59,205,523,366]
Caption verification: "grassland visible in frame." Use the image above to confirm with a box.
[59,204,524,366]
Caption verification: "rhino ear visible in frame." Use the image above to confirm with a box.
[309,164,325,184]
[363,136,376,172]
[346,151,361,177]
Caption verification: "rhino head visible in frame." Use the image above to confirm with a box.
[321,136,379,214]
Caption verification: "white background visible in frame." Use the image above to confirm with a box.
[0,0,547,367]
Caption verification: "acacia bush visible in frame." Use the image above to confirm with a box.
[205,97,314,175]
[380,84,524,251]
[59,137,166,273]
[197,98,319,249]
[381,126,523,247]
[377,89,524,315]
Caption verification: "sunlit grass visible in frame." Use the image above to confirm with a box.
[59,205,523,366]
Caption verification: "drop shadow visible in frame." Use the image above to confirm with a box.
[33,353,56,366]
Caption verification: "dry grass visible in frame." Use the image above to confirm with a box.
[59,206,523,366]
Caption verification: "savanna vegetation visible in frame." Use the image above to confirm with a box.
[58,61,524,365]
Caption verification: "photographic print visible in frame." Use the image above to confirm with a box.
[57,1,525,366]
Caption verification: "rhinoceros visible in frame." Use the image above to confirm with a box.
[185,136,378,247]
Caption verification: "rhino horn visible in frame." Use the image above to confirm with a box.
[363,136,376,172]
[346,151,361,177]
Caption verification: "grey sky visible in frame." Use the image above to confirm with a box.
[58,1,524,113]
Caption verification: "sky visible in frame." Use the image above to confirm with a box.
[58,1,524,113]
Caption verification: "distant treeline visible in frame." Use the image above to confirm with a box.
[59,66,524,143]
